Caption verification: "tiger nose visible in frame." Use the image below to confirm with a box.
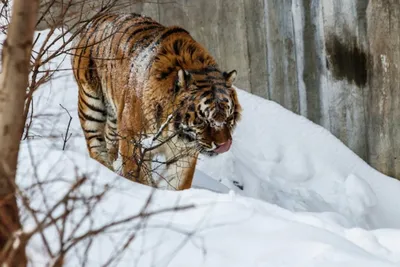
[214,139,232,154]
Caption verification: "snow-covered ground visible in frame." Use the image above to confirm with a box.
[13,30,400,266]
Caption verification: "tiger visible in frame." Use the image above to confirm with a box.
[71,13,242,190]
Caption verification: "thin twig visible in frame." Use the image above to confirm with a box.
[59,104,73,150]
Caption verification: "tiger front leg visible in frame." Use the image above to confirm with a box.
[118,135,155,185]
[161,153,198,190]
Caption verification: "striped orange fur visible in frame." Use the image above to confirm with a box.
[72,13,241,190]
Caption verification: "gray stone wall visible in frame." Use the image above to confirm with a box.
[36,0,400,179]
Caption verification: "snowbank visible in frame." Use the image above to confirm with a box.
[13,30,400,266]
[197,89,400,229]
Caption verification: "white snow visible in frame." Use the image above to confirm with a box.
[11,30,400,266]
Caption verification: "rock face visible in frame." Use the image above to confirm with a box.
[36,0,400,179]
[367,1,400,178]
[36,0,146,31]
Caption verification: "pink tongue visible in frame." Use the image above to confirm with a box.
[214,139,232,154]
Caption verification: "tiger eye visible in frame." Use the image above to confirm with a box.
[185,113,191,121]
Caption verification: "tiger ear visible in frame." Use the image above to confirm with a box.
[177,69,194,89]
[224,70,237,87]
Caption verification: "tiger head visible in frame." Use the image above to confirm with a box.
[172,68,242,156]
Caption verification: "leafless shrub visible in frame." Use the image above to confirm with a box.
[0,1,198,266]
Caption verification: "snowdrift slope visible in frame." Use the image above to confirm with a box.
[197,89,400,229]
[14,31,400,266]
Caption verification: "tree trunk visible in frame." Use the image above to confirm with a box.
[0,0,39,265]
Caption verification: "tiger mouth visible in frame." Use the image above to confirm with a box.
[213,139,232,153]
[178,131,232,156]
[176,134,216,156]
[199,140,232,156]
